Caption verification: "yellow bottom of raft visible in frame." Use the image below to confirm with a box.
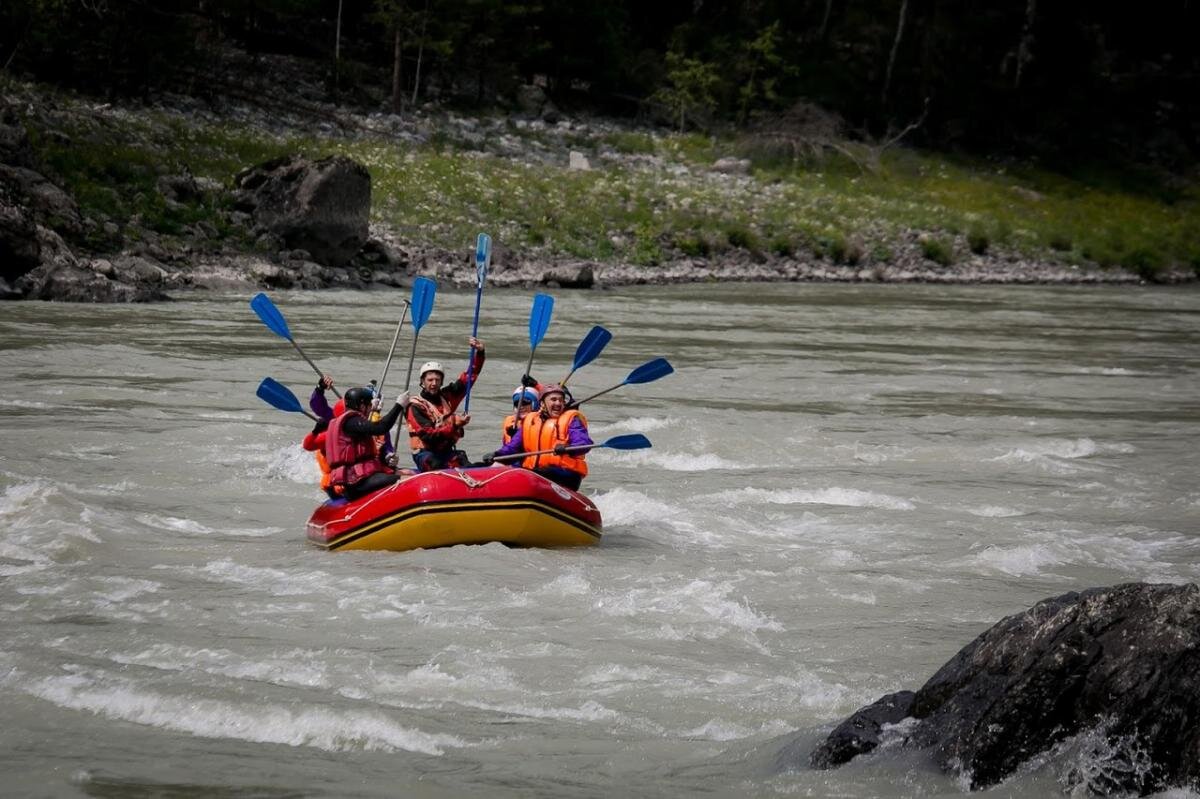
[310,498,603,552]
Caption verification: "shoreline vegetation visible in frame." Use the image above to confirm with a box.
[2,61,1198,301]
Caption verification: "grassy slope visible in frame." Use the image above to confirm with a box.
[22,85,1200,279]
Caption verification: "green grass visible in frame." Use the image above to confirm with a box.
[17,83,1200,276]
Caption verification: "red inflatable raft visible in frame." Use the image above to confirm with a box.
[306,465,602,552]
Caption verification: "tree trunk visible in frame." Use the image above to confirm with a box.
[410,0,430,107]
[1014,0,1036,88]
[391,27,403,113]
[819,0,834,40]
[334,0,344,97]
[882,0,908,105]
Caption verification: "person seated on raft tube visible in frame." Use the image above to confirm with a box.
[303,394,345,500]
[502,384,541,445]
[325,386,411,501]
[486,383,593,491]
[406,336,485,472]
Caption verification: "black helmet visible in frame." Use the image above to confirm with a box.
[344,386,372,410]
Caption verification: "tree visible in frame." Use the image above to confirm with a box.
[653,49,721,132]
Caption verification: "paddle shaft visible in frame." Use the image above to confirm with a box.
[290,339,341,398]
[463,290,483,412]
[493,443,593,463]
[377,300,411,397]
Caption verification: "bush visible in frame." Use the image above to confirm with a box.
[967,225,990,255]
[768,234,794,256]
[1125,247,1165,280]
[921,236,954,266]
[1047,232,1073,251]
[675,233,710,257]
[725,225,760,252]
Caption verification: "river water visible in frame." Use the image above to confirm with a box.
[2,283,1198,798]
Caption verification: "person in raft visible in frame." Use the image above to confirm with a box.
[486,383,593,491]
[325,386,411,501]
[406,337,486,472]
[303,396,343,499]
[502,384,540,445]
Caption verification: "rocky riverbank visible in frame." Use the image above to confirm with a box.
[2,66,1195,302]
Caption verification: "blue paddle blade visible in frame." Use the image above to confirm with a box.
[256,377,304,413]
[410,277,437,331]
[572,325,612,371]
[625,357,674,385]
[601,433,651,450]
[475,233,491,286]
[250,293,291,340]
[528,293,554,348]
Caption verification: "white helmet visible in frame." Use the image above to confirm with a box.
[419,360,445,379]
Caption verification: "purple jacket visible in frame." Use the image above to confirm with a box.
[309,386,334,421]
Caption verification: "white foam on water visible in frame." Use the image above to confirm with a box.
[592,488,699,534]
[705,486,916,511]
[964,505,1026,518]
[135,514,213,535]
[595,579,782,635]
[577,664,664,686]
[590,416,678,434]
[107,643,330,689]
[680,718,757,741]
[256,444,321,484]
[17,671,464,755]
[534,570,593,597]
[989,437,1104,474]
[191,559,330,596]
[93,577,161,603]
[615,449,749,471]
[829,590,877,606]
[966,543,1066,577]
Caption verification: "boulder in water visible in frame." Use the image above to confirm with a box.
[803,582,1200,795]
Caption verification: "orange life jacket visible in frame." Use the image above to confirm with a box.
[325,410,386,487]
[501,411,529,446]
[408,394,458,454]
[520,409,589,476]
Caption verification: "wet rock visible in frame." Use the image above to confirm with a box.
[541,261,594,289]
[0,197,41,281]
[803,583,1200,796]
[0,164,84,239]
[234,154,370,267]
[15,263,167,302]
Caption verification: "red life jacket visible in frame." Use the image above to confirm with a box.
[407,394,458,454]
[325,410,386,487]
[520,409,589,476]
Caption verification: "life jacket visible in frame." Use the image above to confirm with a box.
[520,409,589,476]
[408,393,458,454]
[501,412,525,446]
[302,426,342,495]
[325,410,386,487]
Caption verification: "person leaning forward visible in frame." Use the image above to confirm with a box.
[325,386,411,501]
[488,383,592,491]
[407,336,485,472]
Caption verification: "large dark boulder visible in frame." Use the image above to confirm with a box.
[804,583,1200,795]
[234,154,370,268]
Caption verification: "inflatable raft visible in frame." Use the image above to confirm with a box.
[306,465,602,552]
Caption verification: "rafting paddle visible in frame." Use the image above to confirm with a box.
[249,293,341,398]
[463,233,491,413]
[524,293,554,378]
[491,433,651,463]
[376,299,411,397]
[256,377,319,421]
[561,325,612,386]
[401,277,438,391]
[571,358,674,406]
